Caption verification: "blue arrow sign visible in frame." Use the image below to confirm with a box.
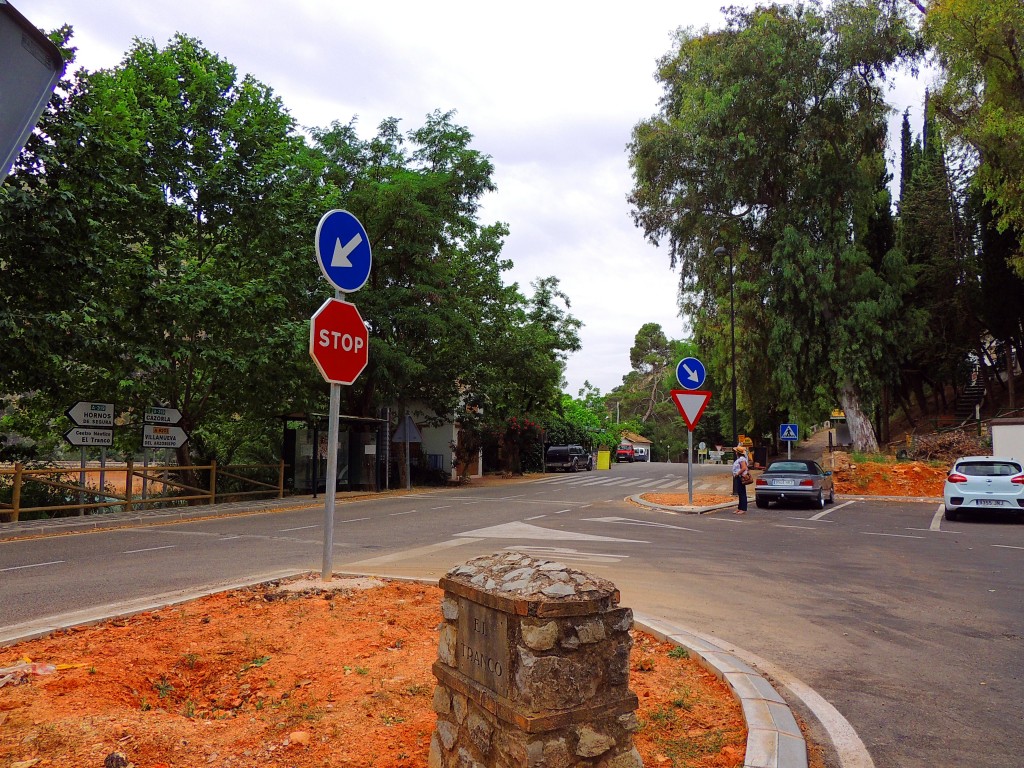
[315,210,372,293]
[780,423,799,441]
[676,357,706,390]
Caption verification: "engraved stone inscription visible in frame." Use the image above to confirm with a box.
[456,597,510,697]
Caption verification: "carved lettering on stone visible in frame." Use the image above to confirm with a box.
[457,597,510,698]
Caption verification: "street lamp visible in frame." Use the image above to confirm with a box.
[715,246,737,448]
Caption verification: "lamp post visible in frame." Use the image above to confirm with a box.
[715,246,737,447]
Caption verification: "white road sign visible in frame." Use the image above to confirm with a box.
[64,427,113,447]
[145,406,182,425]
[66,401,115,428]
[143,424,190,449]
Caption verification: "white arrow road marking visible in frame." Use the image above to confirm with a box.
[457,521,644,542]
[682,363,698,383]
[584,516,701,532]
[331,233,363,267]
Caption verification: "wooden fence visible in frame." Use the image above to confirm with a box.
[0,460,287,523]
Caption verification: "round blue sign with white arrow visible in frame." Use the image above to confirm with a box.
[676,357,707,390]
[315,209,372,293]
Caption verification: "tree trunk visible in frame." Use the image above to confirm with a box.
[839,380,879,453]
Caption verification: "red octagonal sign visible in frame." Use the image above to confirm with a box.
[309,298,369,384]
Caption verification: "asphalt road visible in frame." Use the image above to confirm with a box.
[2,460,1021,768]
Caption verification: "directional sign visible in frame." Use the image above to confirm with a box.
[143,424,190,449]
[63,427,113,447]
[780,423,799,442]
[66,401,115,428]
[315,209,372,293]
[676,357,707,390]
[145,406,182,425]
[309,297,369,384]
[670,390,712,431]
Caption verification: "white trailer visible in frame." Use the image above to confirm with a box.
[991,418,1024,460]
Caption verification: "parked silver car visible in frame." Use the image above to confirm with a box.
[943,456,1024,521]
[754,459,834,509]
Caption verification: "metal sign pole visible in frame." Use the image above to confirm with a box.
[687,429,694,505]
[788,441,792,460]
[322,381,341,580]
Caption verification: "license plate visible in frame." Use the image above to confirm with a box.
[773,479,796,486]
[976,499,1005,506]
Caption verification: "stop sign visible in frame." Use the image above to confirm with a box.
[309,298,369,384]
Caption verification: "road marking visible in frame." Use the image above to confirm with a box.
[457,521,645,542]
[123,545,176,554]
[993,544,1024,550]
[431,505,452,510]
[525,515,546,520]
[389,510,417,516]
[776,524,818,530]
[220,535,242,541]
[907,527,955,533]
[279,524,318,532]
[341,537,482,567]
[338,517,371,524]
[788,516,834,523]
[1,560,64,572]
[928,503,946,531]
[584,516,701,532]
[809,500,855,520]
[862,532,924,539]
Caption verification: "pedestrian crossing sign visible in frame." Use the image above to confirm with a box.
[780,423,799,441]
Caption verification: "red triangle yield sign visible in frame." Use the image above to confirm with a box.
[670,389,712,431]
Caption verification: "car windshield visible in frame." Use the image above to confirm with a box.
[956,461,1021,477]
[767,461,811,473]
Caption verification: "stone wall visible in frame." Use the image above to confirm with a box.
[429,552,642,768]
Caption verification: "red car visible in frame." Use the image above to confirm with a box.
[616,444,635,462]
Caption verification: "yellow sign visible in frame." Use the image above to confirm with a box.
[596,450,611,470]
[831,409,846,419]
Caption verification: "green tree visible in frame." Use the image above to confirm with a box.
[924,0,1024,272]
[628,0,918,451]
[1,33,326,467]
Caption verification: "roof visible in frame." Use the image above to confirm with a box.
[619,431,651,446]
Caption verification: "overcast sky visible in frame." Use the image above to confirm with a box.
[26,1,928,396]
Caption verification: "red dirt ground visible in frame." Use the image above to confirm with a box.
[0,579,752,768]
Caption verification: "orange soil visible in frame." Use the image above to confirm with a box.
[642,461,947,508]
[0,578,751,768]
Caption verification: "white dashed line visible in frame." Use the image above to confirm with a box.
[123,545,176,554]
[862,532,924,539]
[1,560,64,572]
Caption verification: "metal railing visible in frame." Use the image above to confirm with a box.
[0,460,287,523]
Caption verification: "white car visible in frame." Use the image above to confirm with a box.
[943,456,1024,521]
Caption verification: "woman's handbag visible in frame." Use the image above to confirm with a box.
[740,471,753,485]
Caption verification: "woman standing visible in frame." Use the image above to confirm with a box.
[731,446,749,515]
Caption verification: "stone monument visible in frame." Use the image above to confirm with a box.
[429,551,642,768]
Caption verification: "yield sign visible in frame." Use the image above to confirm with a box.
[670,389,712,431]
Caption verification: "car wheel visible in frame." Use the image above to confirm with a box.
[755,495,769,509]
[815,490,825,509]
[944,505,958,521]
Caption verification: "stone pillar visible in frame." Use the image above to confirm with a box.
[429,552,642,768]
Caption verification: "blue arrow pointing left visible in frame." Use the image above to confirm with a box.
[316,210,372,293]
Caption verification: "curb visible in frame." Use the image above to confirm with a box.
[629,493,736,514]
[635,614,808,768]
[2,568,810,768]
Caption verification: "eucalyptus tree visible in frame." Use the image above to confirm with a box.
[628,0,919,451]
